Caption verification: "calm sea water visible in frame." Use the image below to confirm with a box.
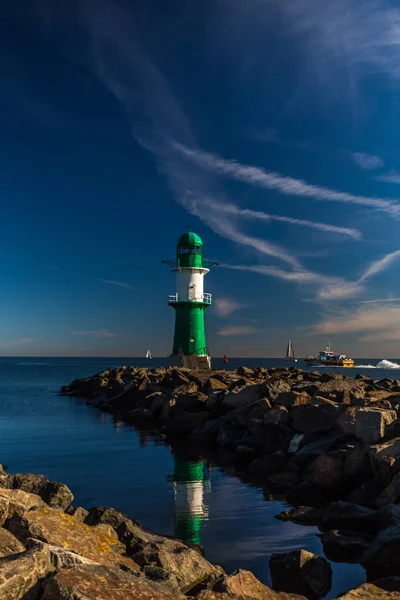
[1,356,398,598]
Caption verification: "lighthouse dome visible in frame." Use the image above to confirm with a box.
[177,232,203,248]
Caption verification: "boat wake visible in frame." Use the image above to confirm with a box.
[355,359,400,369]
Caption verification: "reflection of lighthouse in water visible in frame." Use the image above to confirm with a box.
[172,457,210,546]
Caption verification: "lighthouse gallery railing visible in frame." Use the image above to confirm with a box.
[168,293,212,304]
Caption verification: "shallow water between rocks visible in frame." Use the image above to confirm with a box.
[2,356,398,598]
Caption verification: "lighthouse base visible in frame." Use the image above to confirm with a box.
[168,354,211,370]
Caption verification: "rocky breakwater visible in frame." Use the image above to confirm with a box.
[61,366,400,597]
[0,463,338,600]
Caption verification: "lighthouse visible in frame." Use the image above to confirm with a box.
[163,229,216,370]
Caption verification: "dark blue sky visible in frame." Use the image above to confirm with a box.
[2,0,400,357]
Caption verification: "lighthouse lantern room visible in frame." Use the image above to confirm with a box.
[163,229,216,370]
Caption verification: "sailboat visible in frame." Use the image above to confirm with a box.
[285,340,297,362]
[145,350,152,360]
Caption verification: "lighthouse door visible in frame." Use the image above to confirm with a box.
[188,283,196,301]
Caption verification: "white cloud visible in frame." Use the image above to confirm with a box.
[214,298,247,317]
[201,198,362,239]
[72,329,117,338]
[222,263,364,300]
[174,143,400,216]
[350,152,384,170]
[312,305,400,337]
[375,171,400,184]
[217,326,257,336]
[98,279,134,289]
[359,249,400,282]
[353,298,400,304]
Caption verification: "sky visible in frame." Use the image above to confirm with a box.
[3,0,400,357]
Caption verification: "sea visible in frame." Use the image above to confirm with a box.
[0,356,399,598]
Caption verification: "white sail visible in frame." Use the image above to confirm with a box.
[146,350,152,359]
[286,340,295,359]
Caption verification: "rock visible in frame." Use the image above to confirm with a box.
[189,418,223,444]
[7,507,138,573]
[263,379,291,401]
[295,433,339,459]
[318,379,365,403]
[378,504,400,530]
[269,549,332,600]
[355,408,397,443]
[209,568,307,599]
[337,407,358,435]
[288,434,305,454]
[286,481,328,508]
[275,506,323,526]
[0,542,55,599]
[264,405,290,426]
[292,404,339,433]
[334,577,400,599]
[0,488,46,522]
[347,478,386,508]
[345,442,371,479]
[164,368,190,388]
[205,377,228,394]
[304,454,345,490]
[115,519,214,592]
[361,524,400,577]
[369,437,400,484]
[318,529,374,562]
[0,528,25,556]
[84,505,140,529]
[237,366,255,377]
[42,562,185,600]
[1,473,73,510]
[375,473,400,508]
[247,452,287,479]
[66,506,89,522]
[165,411,209,434]
[222,384,264,410]
[273,392,311,408]
[321,502,381,534]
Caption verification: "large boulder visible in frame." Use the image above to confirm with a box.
[275,506,323,526]
[269,549,332,600]
[247,452,287,479]
[273,392,310,408]
[0,488,46,524]
[84,506,140,529]
[292,403,339,433]
[321,501,380,534]
[334,577,400,599]
[165,411,209,435]
[115,518,215,592]
[318,529,374,563]
[369,438,400,484]
[42,562,186,600]
[0,473,73,510]
[304,454,345,490]
[222,384,264,410]
[375,473,400,508]
[263,379,291,401]
[206,568,307,599]
[355,408,397,443]
[0,528,25,556]
[264,405,290,426]
[0,542,55,599]
[6,507,138,573]
[361,524,400,577]
[286,481,328,508]
[337,407,358,436]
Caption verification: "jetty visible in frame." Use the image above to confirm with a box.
[57,365,400,598]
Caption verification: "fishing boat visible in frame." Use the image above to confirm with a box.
[305,343,354,367]
[285,340,297,362]
[223,354,228,364]
[145,350,152,360]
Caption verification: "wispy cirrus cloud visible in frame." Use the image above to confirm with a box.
[375,171,400,184]
[349,152,384,170]
[353,298,400,304]
[217,326,257,336]
[311,305,400,342]
[174,143,400,216]
[98,279,134,289]
[359,249,400,282]
[201,197,361,239]
[72,329,117,338]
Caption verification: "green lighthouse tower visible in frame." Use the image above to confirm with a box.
[163,230,216,370]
